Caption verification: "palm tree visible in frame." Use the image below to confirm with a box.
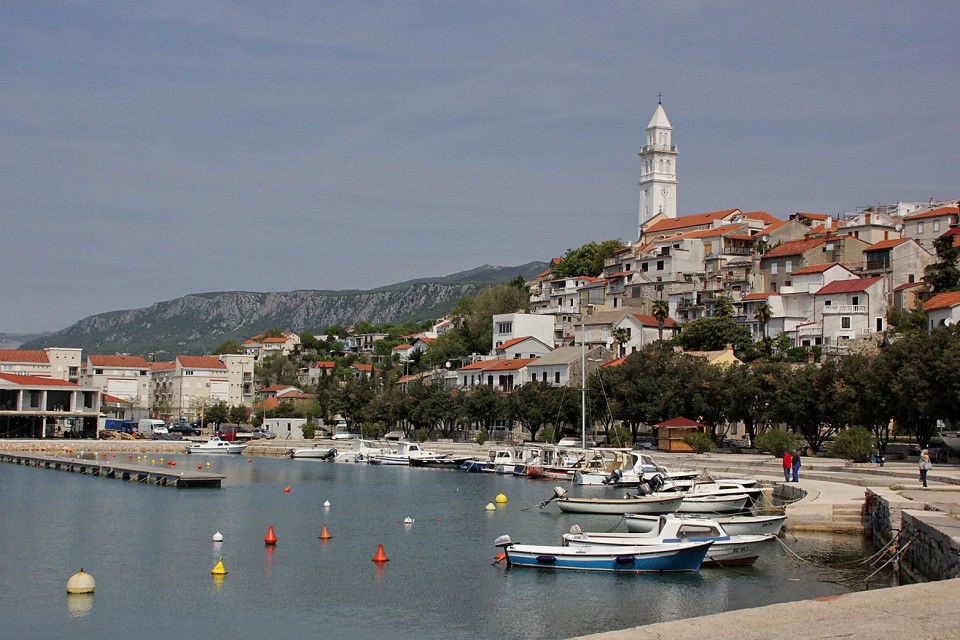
[611,327,630,357]
[754,301,773,354]
[652,299,670,343]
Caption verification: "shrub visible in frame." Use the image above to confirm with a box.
[540,426,557,444]
[416,427,429,443]
[829,425,875,463]
[683,432,715,454]
[476,428,489,446]
[301,422,316,439]
[755,430,801,458]
[606,425,631,448]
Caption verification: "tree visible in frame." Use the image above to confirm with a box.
[554,239,625,277]
[507,381,566,442]
[228,404,248,426]
[213,340,241,355]
[923,234,960,294]
[676,316,753,353]
[456,284,531,354]
[753,301,773,354]
[652,299,670,343]
[205,401,229,426]
[611,327,630,357]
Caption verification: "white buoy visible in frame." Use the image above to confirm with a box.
[485,502,496,511]
[212,531,224,542]
[323,500,331,508]
[403,516,414,524]
[66,569,96,594]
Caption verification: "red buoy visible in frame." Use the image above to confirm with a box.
[319,525,333,540]
[372,544,389,562]
[198,464,202,470]
[283,486,291,493]
[264,525,277,545]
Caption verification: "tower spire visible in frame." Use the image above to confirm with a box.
[637,101,678,238]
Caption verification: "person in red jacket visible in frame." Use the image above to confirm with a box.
[782,450,793,482]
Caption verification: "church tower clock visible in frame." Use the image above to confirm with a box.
[637,100,678,237]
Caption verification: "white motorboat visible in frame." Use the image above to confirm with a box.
[186,436,247,454]
[367,441,449,465]
[573,451,700,486]
[562,513,775,566]
[624,513,787,537]
[289,445,338,460]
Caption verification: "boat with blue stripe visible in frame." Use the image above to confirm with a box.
[494,535,712,572]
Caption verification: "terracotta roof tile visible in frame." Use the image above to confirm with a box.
[792,263,841,275]
[904,206,959,221]
[88,355,150,368]
[762,237,826,259]
[0,373,78,386]
[816,276,882,295]
[628,313,677,328]
[0,350,49,364]
[656,416,708,428]
[643,209,740,235]
[924,291,960,311]
[177,355,228,370]
[864,238,910,252]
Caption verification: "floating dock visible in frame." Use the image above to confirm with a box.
[0,451,226,487]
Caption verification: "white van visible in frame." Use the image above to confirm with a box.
[138,419,168,439]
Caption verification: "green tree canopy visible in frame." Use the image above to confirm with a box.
[554,239,625,277]
[923,234,960,294]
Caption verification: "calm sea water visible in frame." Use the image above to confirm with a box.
[1,453,889,639]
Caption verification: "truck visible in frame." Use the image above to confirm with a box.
[103,419,137,435]
[137,419,169,439]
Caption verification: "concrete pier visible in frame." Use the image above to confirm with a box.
[0,450,226,487]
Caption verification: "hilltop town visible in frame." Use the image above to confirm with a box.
[2,104,958,447]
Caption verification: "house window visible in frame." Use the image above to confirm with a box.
[876,317,884,332]
[908,274,915,283]
[771,263,778,275]
[784,280,792,287]
[554,372,560,384]
[918,222,924,234]
[934,221,941,232]
[825,300,831,306]
[785,260,792,273]
[704,242,712,255]
[613,298,619,308]
[852,296,859,306]
[497,322,512,334]
[842,317,851,329]
[95,369,103,375]
[656,260,664,271]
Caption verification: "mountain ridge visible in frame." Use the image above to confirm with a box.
[20,262,549,356]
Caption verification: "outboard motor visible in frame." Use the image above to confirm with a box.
[602,469,623,485]
[320,448,338,461]
[648,473,665,493]
[539,486,568,509]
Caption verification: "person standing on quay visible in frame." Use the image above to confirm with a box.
[792,450,801,482]
[782,450,793,482]
[919,448,931,488]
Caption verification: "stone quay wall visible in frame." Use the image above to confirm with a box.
[899,510,960,584]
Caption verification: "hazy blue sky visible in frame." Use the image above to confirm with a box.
[2,2,958,333]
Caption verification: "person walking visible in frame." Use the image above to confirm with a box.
[919,448,931,488]
[792,449,801,482]
[782,450,793,482]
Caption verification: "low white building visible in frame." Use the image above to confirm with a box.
[262,417,308,440]
[492,313,555,351]
[923,292,960,332]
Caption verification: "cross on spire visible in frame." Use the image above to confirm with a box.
[658,92,662,105]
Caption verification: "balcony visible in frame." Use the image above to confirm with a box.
[822,305,867,315]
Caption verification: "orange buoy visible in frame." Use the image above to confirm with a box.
[372,544,389,562]
[319,525,333,540]
[247,458,252,462]
[494,553,507,563]
[198,464,202,469]
[264,525,278,545]
[283,486,291,493]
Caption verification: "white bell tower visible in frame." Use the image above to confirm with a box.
[637,99,678,237]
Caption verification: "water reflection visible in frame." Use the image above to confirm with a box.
[66,593,94,618]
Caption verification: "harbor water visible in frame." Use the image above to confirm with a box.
[1,453,890,639]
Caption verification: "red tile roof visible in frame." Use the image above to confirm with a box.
[656,224,749,242]
[816,276,882,295]
[481,358,538,371]
[924,291,960,312]
[742,292,774,301]
[601,356,628,368]
[88,355,150,368]
[103,394,127,404]
[741,210,781,225]
[0,350,49,364]
[495,336,536,351]
[312,361,335,369]
[262,337,288,344]
[351,363,377,372]
[792,263,842,275]
[0,373,78,386]
[628,313,677,328]
[150,361,175,371]
[904,206,959,221]
[794,212,829,221]
[762,237,826,259]
[277,390,316,400]
[643,209,740,235]
[177,355,227,370]
[864,238,910,252]
[656,416,708,428]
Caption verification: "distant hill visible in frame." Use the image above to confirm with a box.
[20,262,548,357]
[0,332,52,350]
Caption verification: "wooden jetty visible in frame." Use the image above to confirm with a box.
[0,451,226,488]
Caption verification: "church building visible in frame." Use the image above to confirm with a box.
[637,101,678,239]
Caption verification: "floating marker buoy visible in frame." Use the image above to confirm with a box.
[247,459,252,463]
[198,464,202,470]
[129,454,133,459]
[485,503,496,511]
[495,493,507,504]
[206,462,210,467]
[403,517,414,525]
[112,453,116,458]
[211,557,227,575]
[319,525,333,540]
[494,553,506,563]
[264,525,277,545]
[213,531,224,542]
[323,500,331,508]
[160,458,164,463]
[372,544,389,562]
[66,569,95,594]
[151,459,156,465]
[283,486,291,493]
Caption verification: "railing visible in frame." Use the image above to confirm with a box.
[822,305,867,315]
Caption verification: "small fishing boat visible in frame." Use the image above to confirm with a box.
[409,455,473,469]
[494,535,712,572]
[676,493,750,514]
[624,513,787,537]
[288,445,338,460]
[555,494,684,515]
[561,514,775,567]
[186,436,247,454]
[367,441,448,466]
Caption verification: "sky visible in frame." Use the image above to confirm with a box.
[2,1,959,333]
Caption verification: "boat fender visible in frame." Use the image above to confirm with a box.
[614,555,636,564]
[569,524,582,535]
[535,555,557,564]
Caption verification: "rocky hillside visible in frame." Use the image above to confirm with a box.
[21,262,548,356]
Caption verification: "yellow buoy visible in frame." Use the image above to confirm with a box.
[485,502,496,511]
[66,569,96,594]
[495,493,507,504]
[211,557,228,575]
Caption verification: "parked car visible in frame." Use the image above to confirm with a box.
[169,424,200,436]
[557,437,596,448]
[256,429,277,440]
[383,430,405,441]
